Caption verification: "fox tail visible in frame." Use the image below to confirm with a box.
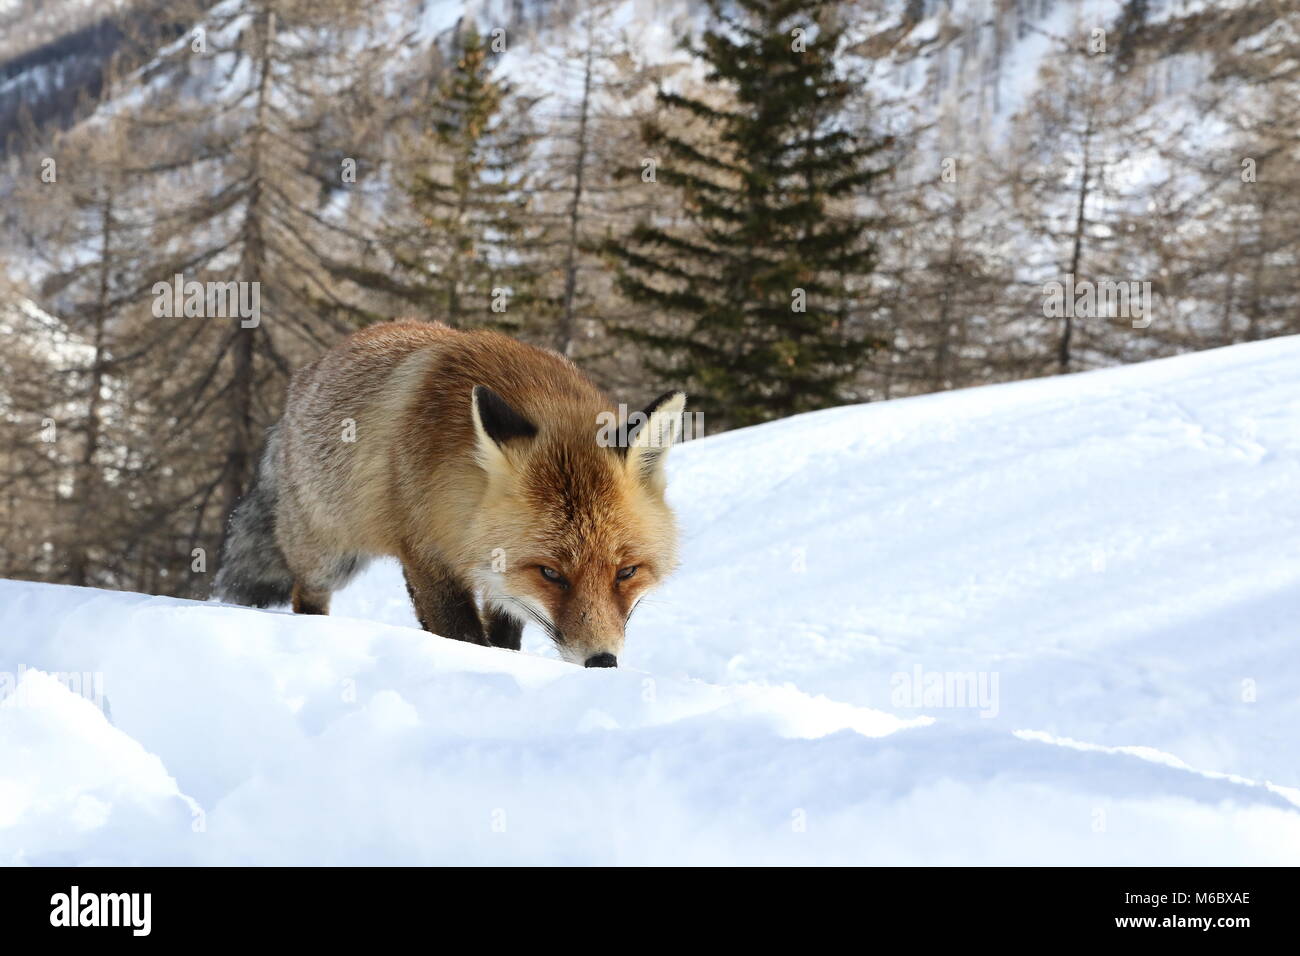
[211,424,294,607]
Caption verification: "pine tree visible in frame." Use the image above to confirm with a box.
[35,104,128,588]
[1005,17,1159,375]
[532,0,626,357]
[1183,2,1300,346]
[383,25,551,332]
[873,151,1023,398]
[525,0,687,392]
[606,0,891,428]
[39,0,393,593]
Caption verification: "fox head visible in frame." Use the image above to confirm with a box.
[467,385,686,667]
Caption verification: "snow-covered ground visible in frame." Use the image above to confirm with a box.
[3,337,1299,864]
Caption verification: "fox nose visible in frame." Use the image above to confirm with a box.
[585,653,617,668]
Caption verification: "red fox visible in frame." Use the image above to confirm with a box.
[212,321,686,667]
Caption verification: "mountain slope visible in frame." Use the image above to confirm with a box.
[3,336,1299,864]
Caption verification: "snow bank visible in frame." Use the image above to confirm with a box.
[3,336,1300,864]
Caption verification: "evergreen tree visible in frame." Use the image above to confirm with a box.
[51,0,389,591]
[606,0,891,428]
[1005,17,1159,374]
[531,0,629,358]
[873,150,1023,398]
[1178,2,1300,347]
[384,25,551,332]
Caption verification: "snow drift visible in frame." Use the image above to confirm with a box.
[3,336,1300,864]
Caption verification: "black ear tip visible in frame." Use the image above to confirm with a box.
[473,384,538,445]
[645,390,686,416]
[621,389,686,459]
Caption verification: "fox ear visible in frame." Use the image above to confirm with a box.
[625,391,686,489]
[471,386,537,472]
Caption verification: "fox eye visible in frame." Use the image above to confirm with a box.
[616,566,638,581]
[539,566,568,588]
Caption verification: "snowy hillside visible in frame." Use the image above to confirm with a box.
[3,337,1300,864]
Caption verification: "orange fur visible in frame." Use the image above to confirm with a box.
[270,320,684,664]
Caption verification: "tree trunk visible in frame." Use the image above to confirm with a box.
[218,9,274,542]
[1061,119,1093,374]
[557,32,595,356]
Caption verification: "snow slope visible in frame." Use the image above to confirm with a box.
[3,337,1300,864]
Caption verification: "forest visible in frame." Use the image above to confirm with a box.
[0,0,1296,598]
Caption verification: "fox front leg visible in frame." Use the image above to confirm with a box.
[291,581,331,615]
[484,606,523,650]
[401,556,487,645]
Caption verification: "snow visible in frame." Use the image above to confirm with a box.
[3,336,1300,864]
